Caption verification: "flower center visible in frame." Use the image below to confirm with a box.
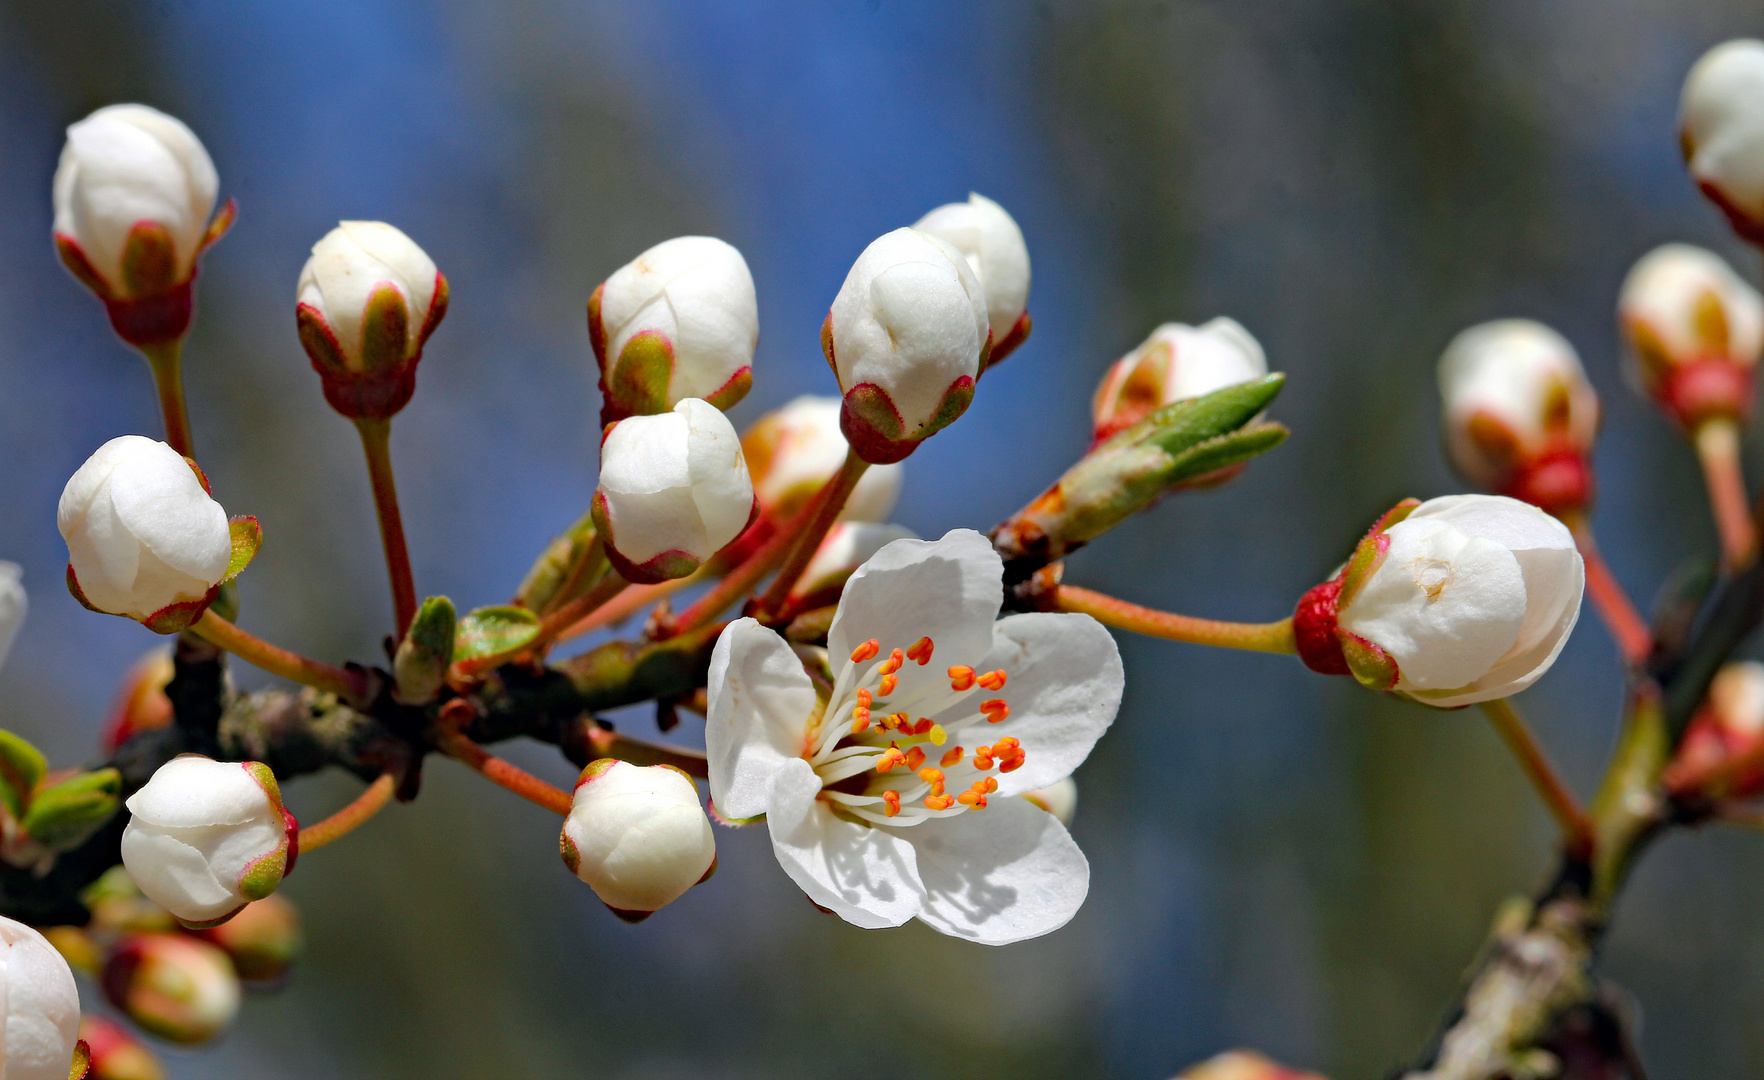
[803,635,1021,827]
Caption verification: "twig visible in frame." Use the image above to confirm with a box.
[189,612,369,703]
[354,416,418,638]
[1480,698,1595,858]
[1051,584,1297,653]
[139,339,194,457]
[297,772,396,851]
[436,730,572,816]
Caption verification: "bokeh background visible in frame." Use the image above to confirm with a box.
[0,1,1760,1076]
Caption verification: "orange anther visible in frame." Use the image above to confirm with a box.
[906,637,935,665]
[983,777,998,793]
[940,746,964,768]
[904,746,927,770]
[977,670,1007,691]
[918,767,944,785]
[905,718,930,736]
[850,639,880,663]
[878,649,905,676]
[981,699,1010,723]
[850,715,871,734]
[924,794,956,811]
[875,745,906,773]
[957,789,988,808]
[882,790,901,817]
[948,666,976,692]
[856,688,873,707]
[999,755,1024,774]
[879,674,898,698]
[994,737,1020,751]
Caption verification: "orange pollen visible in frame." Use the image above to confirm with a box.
[924,794,956,811]
[850,639,880,663]
[918,767,944,785]
[977,670,1007,691]
[940,746,964,767]
[856,688,873,707]
[875,745,906,773]
[878,674,898,698]
[882,790,902,816]
[1000,757,1025,774]
[904,746,927,770]
[906,637,935,665]
[850,715,871,734]
[957,790,988,808]
[948,666,976,692]
[984,777,999,793]
[981,699,1010,723]
[878,649,905,676]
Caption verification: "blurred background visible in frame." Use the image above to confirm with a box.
[0,0,1761,1076]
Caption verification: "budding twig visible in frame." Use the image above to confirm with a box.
[354,416,418,638]
[1480,697,1595,859]
[753,448,869,619]
[435,730,572,816]
[1051,584,1298,654]
[188,611,369,704]
[139,339,194,457]
[296,772,396,851]
[1559,512,1652,667]
[1695,418,1757,570]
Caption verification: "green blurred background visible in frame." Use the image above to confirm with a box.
[1,0,1762,1076]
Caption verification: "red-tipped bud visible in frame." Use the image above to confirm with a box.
[101,933,239,1046]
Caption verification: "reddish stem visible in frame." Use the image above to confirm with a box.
[141,340,194,457]
[1560,512,1652,667]
[297,773,396,851]
[753,449,869,618]
[669,480,834,636]
[1696,418,1757,571]
[1481,697,1595,859]
[437,730,573,816]
[1053,584,1297,653]
[190,612,369,703]
[355,417,418,639]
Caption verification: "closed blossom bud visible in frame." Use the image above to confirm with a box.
[1174,1050,1327,1080]
[591,399,756,584]
[588,236,758,426]
[913,193,1032,364]
[1020,776,1078,825]
[58,436,257,634]
[559,759,717,922]
[1619,243,1763,430]
[53,105,232,347]
[79,1015,164,1080]
[787,521,917,612]
[1437,320,1600,515]
[0,561,23,671]
[296,221,449,420]
[0,916,81,1080]
[1293,495,1583,707]
[1665,660,1764,800]
[185,894,302,982]
[824,228,989,464]
[742,396,903,526]
[120,757,296,928]
[1092,319,1268,443]
[102,650,174,754]
[1680,40,1764,244]
[100,933,239,1045]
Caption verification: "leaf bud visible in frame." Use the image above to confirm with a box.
[100,933,239,1045]
[913,192,1032,364]
[1092,318,1267,444]
[393,596,457,705]
[102,650,174,754]
[78,1015,164,1080]
[559,759,717,922]
[185,894,302,982]
[22,769,122,852]
[1619,243,1762,431]
[1680,39,1764,244]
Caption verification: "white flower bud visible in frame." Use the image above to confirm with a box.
[1092,319,1267,442]
[742,396,903,525]
[589,236,758,424]
[296,221,449,420]
[0,916,80,1080]
[1681,39,1764,243]
[789,521,917,606]
[913,193,1032,362]
[1294,495,1583,707]
[52,105,228,346]
[120,756,296,928]
[1619,243,1763,429]
[592,398,756,584]
[0,562,24,672]
[559,759,716,921]
[58,436,235,633]
[824,227,989,464]
[1437,320,1600,513]
[1020,776,1078,825]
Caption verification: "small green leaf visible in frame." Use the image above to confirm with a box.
[0,731,47,819]
[1161,421,1290,489]
[454,605,541,663]
[23,768,121,850]
[222,516,263,583]
[396,596,458,703]
[1122,373,1286,456]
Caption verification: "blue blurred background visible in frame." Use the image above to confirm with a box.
[1,1,1762,1076]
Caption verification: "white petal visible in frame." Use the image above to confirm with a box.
[705,619,817,819]
[910,794,1089,944]
[125,757,272,827]
[826,529,1002,682]
[120,823,238,922]
[681,399,755,553]
[102,438,231,582]
[766,758,924,928]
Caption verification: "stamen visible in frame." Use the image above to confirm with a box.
[904,746,927,771]
[957,780,991,808]
[948,666,976,692]
[878,649,905,676]
[875,744,907,773]
[977,670,1007,691]
[940,746,964,767]
[882,791,901,817]
[984,777,998,793]
[924,794,956,811]
[856,688,873,708]
[850,639,880,664]
[879,674,899,698]
[928,724,948,746]
[973,745,995,770]
[906,637,935,665]
[981,699,1010,724]
[850,708,871,734]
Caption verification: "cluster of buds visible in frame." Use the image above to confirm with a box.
[559,760,716,922]
[1092,318,1268,443]
[58,436,258,634]
[53,105,233,347]
[1619,243,1762,432]
[1681,39,1764,244]
[1292,495,1583,707]
[1437,319,1601,515]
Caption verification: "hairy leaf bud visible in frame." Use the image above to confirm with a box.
[393,596,457,705]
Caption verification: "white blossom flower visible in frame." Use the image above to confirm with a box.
[1092,319,1267,442]
[101,933,239,1045]
[788,522,918,608]
[560,759,716,921]
[1294,495,1583,707]
[706,529,1122,943]
[296,221,449,419]
[0,563,24,672]
[1681,39,1764,243]
[0,916,80,1080]
[120,756,296,928]
[1437,320,1600,512]
[824,228,989,464]
[589,236,758,423]
[913,193,1032,361]
[1619,243,1763,429]
[743,396,903,525]
[593,398,756,583]
[58,436,234,633]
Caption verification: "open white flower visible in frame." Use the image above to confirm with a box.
[706,529,1122,943]
[120,756,296,928]
[1619,243,1763,430]
[1091,319,1267,442]
[593,398,755,584]
[914,193,1032,362]
[824,228,989,464]
[0,563,24,672]
[589,236,758,424]
[0,916,80,1080]
[1681,39,1764,243]
[560,759,717,921]
[743,396,903,526]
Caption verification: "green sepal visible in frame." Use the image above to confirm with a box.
[1340,632,1400,691]
[609,332,675,416]
[1337,498,1421,609]
[358,283,412,376]
[0,731,47,819]
[21,768,121,850]
[395,596,458,704]
[210,581,240,623]
[222,517,262,583]
[454,605,541,664]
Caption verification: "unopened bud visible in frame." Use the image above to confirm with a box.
[1619,243,1762,430]
[825,228,989,463]
[788,522,916,612]
[79,1015,164,1080]
[742,395,903,532]
[393,596,457,705]
[0,916,81,1080]
[186,894,302,982]
[1681,40,1764,244]
[103,650,174,753]
[1666,660,1764,800]
[1092,319,1267,443]
[52,105,231,347]
[120,756,296,927]
[913,193,1032,364]
[1438,319,1599,514]
[1175,1050,1328,1080]
[101,933,239,1045]
[296,221,449,420]
[1019,776,1077,825]
[588,236,757,425]
[0,561,23,672]
[560,759,716,922]
[82,867,175,936]
[593,399,756,584]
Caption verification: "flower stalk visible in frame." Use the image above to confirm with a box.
[753,448,869,617]
[296,772,396,852]
[1694,418,1756,569]
[1480,697,1594,858]
[189,611,369,703]
[436,730,572,816]
[140,339,194,457]
[1559,511,1652,666]
[354,417,418,637]
[1052,584,1298,654]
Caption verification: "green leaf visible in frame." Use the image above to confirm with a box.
[1161,422,1290,489]
[1120,373,1286,456]
[0,731,47,819]
[396,596,458,703]
[22,768,121,850]
[222,516,263,583]
[454,605,541,663]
